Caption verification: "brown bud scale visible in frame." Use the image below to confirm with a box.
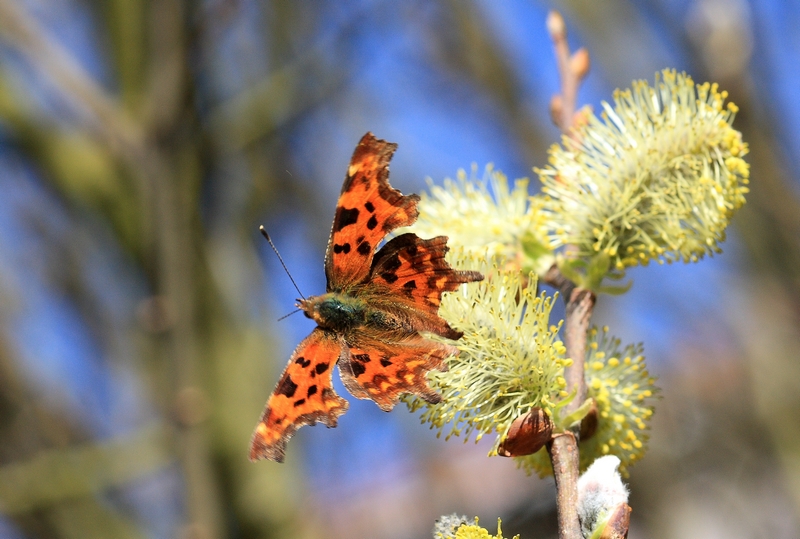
[498,407,554,457]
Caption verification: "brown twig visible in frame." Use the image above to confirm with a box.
[546,11,591,135]
[546,266,596,539]
[564,293,594,412]
[544,11,596,539]
[545,266,595,413]
[547,432,581,539]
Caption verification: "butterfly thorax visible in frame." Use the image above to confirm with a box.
[299,293,367,333]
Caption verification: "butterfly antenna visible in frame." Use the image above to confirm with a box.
[277,308,302,322]
[260,226,306,300]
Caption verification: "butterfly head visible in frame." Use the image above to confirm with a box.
[297,297,316,321]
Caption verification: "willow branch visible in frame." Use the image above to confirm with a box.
[0,0,159,245]
[0,0,149,166]
[546,265,596,539]
[548,432,580,539]
[546,11,590,135]
[546,267,595,411]
[544,11,595,539]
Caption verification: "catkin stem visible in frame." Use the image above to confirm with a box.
[544,11,596,539]
[545,266,596,539]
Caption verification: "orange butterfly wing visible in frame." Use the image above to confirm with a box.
[368,233,483,338]
[339,334,457,411]
[325,132,419,291]
[339,233,483,409]
[250,329,348,462]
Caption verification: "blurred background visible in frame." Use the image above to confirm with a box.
[0,1,798,538]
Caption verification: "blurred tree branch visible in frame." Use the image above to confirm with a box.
[0,0,149,167]
[0,424,172,514]
[0,2,225,537]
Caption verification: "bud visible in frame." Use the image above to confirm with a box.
[538,70,749,281]
[571,48,591,80]
[579,399,598,441]
[497,407,554,457]
[404,255,566,457]
[546,11,566,40]
[577,456,629,539]
[595,503,631,539]
[405,167,553,271]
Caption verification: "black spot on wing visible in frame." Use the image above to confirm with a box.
[427,274,443,290]
[366,214,378,230]
[365,201,375,212]
[341,173,356,193]
[294,356,311,368]
[350,353,371,378]
[307,385,318,397]
[380,357,392,367]
[377,253,400,284]
[277,375,298,398]
[334,207,360,232]
[382,253,402,273]
[381,272,399,284]
[315,363,329,375]
[333,243,351,254]
[402,280,417,297]
[350,361,366,378]
[293,398,306,407]
[357,241,371,256]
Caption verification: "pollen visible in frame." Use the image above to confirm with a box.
[403,167,555,275]
[403,253,566,464]
[538,69,749,284]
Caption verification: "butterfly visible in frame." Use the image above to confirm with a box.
[250,132,483,462]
